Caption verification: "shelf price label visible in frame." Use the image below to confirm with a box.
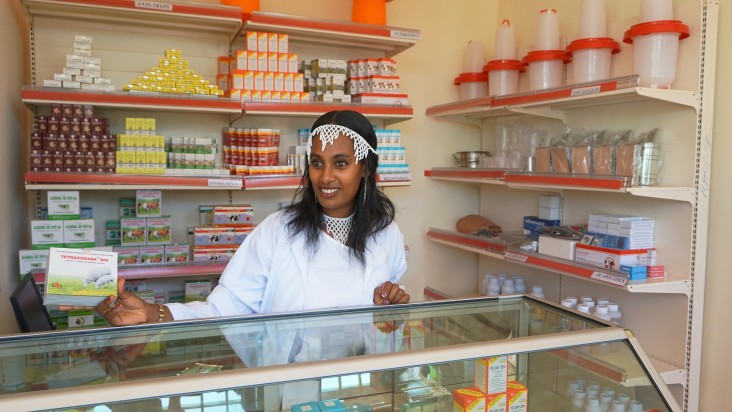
[135,1,173,11]
[590,271,628,286]
[207,179,242,189]
[505,252,528,262]
[570,85,602,97]
[390,30,421,41]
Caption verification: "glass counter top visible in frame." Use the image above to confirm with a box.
[0,296,678,411]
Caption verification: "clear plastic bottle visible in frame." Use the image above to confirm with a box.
[585,396,602,412]
[608,302,622,325]
[594,305,612,322]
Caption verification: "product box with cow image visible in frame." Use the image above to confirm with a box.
[136,190,162,218]
[43,247,118,307]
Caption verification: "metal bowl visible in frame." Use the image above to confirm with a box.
[453,151,491,168]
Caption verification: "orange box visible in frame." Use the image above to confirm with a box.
[452,388,485,412]
[235,50,248,71]
[507,381,528,412]
[218,56,232,75]
[244,31,258,51]
[474,356,507,395]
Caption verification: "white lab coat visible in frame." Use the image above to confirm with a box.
[167,209,408,319]
[167,209,407,408]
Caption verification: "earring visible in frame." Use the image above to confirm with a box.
[362,178,367,206]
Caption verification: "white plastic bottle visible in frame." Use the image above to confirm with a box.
[594,305,612,322]
[608,302,622,325]
[501,279,516,295]
[617,393,630,409]
[531,285,545,299]
[513,275,526,293]
[585,396,602,412]
[599,392,613,412]
[581,295,595,310]
[628,400,643,412]
[560,299,574,331]
[565,296,578,308]
[597,297,609,307]
[565,380,580,400]
[572,390,587,411]
[577,303,591,315]
[610,400,625,412]
[481,273,494,296]
[486,278,501,296]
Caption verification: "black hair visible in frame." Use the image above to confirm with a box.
[284,110,396,265]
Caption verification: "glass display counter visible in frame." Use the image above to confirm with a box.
[0,296,678,411]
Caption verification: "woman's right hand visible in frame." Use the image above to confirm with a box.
[96,278,151,326]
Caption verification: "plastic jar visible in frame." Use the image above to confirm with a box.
[454,72,488,100]
[484,59,523,96]
[623,20,689,88]
[522,50,567,91]
[566,38,620,83]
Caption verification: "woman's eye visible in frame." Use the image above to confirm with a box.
[311,159,322,167]
[336,160,348,167]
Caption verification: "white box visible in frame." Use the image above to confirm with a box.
[538,206,561,221]
[538,235,578,260]
[31,220,65,249]
[539,195,561,208]
[47,191,80,220]
[575,243,656,270]
[474,356,507,395]
[63,219,95,248]
[19,249,50,276]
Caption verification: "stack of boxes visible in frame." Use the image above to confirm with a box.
[21,191,94,278]
[452,356,528,412]
[220,31,306,102]
[166,136,226,175]
[222,127,295,176]
[123,48,224,96]
[303,58,350,103]
[30,105,116,174]
[192,204,255,262]
[347,57,409,106]
[41,35,114,92]
[578,214,659,279]
[115,117,166,175]
[375,128,409,177]
[524,195,562,237]
[113,190,189,267]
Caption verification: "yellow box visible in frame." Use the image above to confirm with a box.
[145,118,156,132]
[486,392,507,412]
[135,118,146,132]
[145,152,157,164]
[474,356,507,395]
[452,388,485,412]
[135,151,146,164]
[156,152,167,165]
[507,381,528,412]
[125,118,137,131]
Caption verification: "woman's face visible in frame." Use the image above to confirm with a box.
[308,133,365,218]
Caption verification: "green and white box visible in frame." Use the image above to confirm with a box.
[31,220,65,249]
[44,247,118,307]
[120,218,147,246]
[47,191,80,220]
[63,219,95,248]
[19,249,50,277]
[185,280,212,302]
[146,217,172,245]
[136,190,162,217]
[140,245,165,265]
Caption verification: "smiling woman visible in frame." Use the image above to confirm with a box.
[98,109,409,324]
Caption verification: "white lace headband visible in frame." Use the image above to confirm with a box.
[307,124,377,163]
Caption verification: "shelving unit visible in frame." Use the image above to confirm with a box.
[423,3,717,410]
[32,261,227,283]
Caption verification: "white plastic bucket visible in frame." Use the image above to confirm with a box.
[488,69,519,96]
[633,32,679,88]
[529,59,563,90]
[459,81,489,100]
[572,48,612,83]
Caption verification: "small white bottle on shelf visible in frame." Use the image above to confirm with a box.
[581,296,596,310]
[501,279,516,295]
[597,297,609,307]
[585,396,602,412]
[486,278,501,296]
[610,400,625,412]
[531,285,545,298]
[594,305,612,322]
[565,380,580,400]
[617,393,630,409]
[628,400,643,412]
[481,273,494,296]
[565,296,578,308]
[513,275,526,293]
[608,302,622,324]
[577,303,591,315]
[599,392,613,412]
[572,390,587,411]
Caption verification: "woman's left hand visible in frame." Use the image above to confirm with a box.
[373,281,410,305]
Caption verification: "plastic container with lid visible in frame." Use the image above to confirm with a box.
[463,40,486,73]
[566,38,620,84]
[623,18,689,88]
[485,20,523,96]
[454,72,488,100]
[523,50,567,91]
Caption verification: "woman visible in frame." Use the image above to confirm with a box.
[97,110,410,325]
